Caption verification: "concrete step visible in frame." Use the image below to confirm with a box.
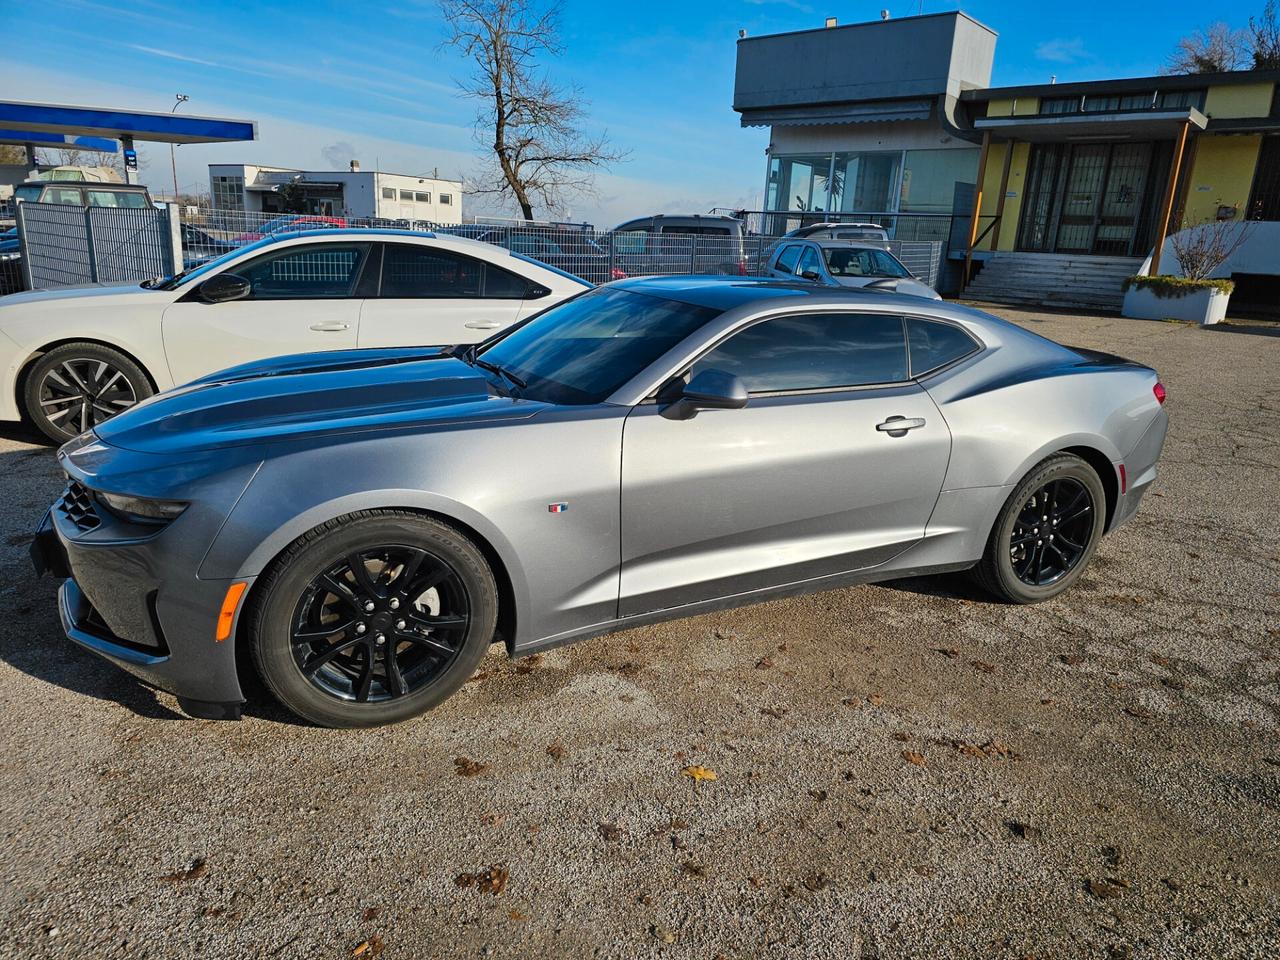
[964,252,1140,312]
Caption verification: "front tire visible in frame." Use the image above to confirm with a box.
[973,453,1107,603]
[23,342,153,444]
[248,511,498,727]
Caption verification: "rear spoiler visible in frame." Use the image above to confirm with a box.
[1065,345,1148,370]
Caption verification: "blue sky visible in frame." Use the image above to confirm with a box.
[0,0,1267,224]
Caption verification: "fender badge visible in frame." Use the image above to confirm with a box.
[547,502,568,514]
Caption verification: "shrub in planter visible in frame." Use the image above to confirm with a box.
[1121,275,1235,325]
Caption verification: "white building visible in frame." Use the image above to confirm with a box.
[208,161,463,224]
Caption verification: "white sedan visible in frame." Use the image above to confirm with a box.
[0,229,590,442]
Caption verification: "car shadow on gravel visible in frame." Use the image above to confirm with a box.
[877,570,993,602]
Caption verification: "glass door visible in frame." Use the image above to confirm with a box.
[1054,144,1109,253]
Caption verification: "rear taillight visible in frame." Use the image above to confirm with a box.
[1153,382,1166,405]
[610,267,628,281]
[737,259,748,275]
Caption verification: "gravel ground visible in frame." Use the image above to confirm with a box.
[0,307,1277,960]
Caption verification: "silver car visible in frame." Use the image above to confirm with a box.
[32,277,1168,727]
[766,239,940,299]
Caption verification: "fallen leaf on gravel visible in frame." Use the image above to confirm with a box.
[913,865,938,878]
[802,872,830,892]
[653,925,677,943]
[902,751,926,767]
[1124,706,1155,720]
[352,935,384,957]
[1106,680,1129,691]
[508,910,529,921]
[1150,654,1171,667]
[809,789,828,802]
[755,655,775,669]
[971,660,997,673]
[454,757,488,777]
[891,732,910,742]
[598,823,625,842]
[454,865,509,896]
[681,765,718,784]
[867,694,885,707]
[1040,698,1057,705]
[546,742,567,761]
[1060,654,1085,665]
[840,697,860,707]
[1086,878,1127,900]
[680,862,707,879]
[361,907,380,923]
[760,706,787,719]
[160,858,207,883]
[936,648,960,658]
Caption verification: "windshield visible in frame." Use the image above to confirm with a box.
[478,287,721,405]
[147,236,275,291]
[824,247,911,279]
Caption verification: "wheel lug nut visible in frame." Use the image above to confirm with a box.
[376,634,385,645]
[389,598,400,610]
[1037,539,1043,545]
[396,620,406,630]
[364,601,376,613]
[355,623,367,634]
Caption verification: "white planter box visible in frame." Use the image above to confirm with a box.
[1122,283,1230,326]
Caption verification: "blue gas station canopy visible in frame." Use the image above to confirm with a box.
[0,100,257,145]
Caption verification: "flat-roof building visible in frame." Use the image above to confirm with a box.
[208,162,463,224]
[734,12,1280,308]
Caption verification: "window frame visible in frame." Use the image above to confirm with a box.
[372,241,534,300]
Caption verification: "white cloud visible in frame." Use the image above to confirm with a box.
[128,45,220,68]
[1035,38,1089,64]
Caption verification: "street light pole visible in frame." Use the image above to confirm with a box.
[170,94,189,201]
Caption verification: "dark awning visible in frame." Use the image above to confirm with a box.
[740,98,933,128]
[973,107,1206,142]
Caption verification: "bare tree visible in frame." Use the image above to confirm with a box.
[1166,22,1250,73]
[1170,213,1253,280]
[439,0,625,220]
[0,145,28,165]
[1252,0,1280,68]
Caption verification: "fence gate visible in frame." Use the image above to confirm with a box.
[18,201,181,290]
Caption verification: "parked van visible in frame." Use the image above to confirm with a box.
[13,180,154,209]
[611,214,747,276]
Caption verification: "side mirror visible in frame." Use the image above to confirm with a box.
[667,369,748,419]
[198,273,251,304]
[799,269,821,281]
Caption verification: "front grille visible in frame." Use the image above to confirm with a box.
[57,480,101,533]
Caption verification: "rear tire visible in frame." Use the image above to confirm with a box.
[23,342,153,444]
[248,511,498,727]
[973,453,1107,603]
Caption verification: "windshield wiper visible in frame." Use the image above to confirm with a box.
[447,343,526,391]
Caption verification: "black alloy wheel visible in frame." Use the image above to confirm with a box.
[291,546,470,703]
[250,511,498,727]
[1008,478,1094,586]
[974,453,1107,604]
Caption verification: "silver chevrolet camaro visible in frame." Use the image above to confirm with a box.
[32,277,1168,727]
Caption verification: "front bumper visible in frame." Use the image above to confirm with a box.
[32,494,253,719]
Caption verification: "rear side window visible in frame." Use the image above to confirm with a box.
[86,190,148,208]
[691,313,908,393]
[379,243,482,298]
[775,245,802,274]
[906,317,980,376]
[484,264,533,299]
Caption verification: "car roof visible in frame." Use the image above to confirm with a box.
[610,275,932,311]
[613,214,742,230]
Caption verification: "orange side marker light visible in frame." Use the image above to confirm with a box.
[216,582,249,642]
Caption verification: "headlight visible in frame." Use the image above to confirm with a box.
[96,491,189,524]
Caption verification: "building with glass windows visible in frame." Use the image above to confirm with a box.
[734,11,1280,307]
[208,161,463,224]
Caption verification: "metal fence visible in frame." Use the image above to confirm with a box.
[13,204,943,293]
[17,202,179,290]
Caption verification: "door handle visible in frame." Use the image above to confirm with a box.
[876,416,926,437]
[464,320,502,330]
[309,321,350,332]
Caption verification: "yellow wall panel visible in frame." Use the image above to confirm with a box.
[1203,82,1275,120]
[1182,135,1262,226]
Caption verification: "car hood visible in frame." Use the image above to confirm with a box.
[0,282,159,308]
[95,348,548,455]
[832,277,941,299]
